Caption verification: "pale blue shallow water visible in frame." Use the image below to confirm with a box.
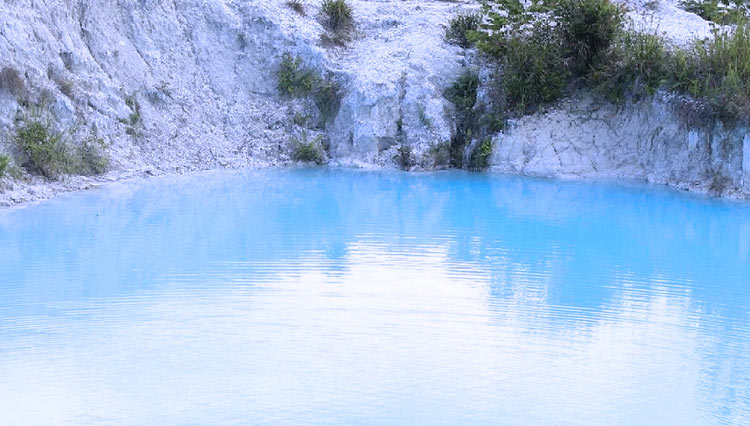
[0,168,749,425]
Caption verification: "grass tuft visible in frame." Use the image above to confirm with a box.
[321,0,353,32]
[446,13,481,48]
[292,132,325,164]
[0,155,10,177]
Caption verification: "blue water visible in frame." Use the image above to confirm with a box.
[0,169,749,425]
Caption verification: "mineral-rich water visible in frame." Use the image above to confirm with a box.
[1,169,748,425]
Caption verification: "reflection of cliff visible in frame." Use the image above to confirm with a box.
[1,169,748,317]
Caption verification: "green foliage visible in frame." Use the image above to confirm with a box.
[445,72,479,113]
[278,53,342,123]
[683,24,750,122]
[681,0,749,24]
[321,0,353,32]
[468,138,493,171]
[292,132,325,164]
[589,30,671,101]
[418,105,432,128]
[501,21,569,113]
[557,0,624,71]
[15,120,69,179]
[293,112,310,126]
[445,72,479,167]
[446,13,481,48]
[74,129,110,176]
[278,53,317,96]
[0,155,10,177]
[120,94,142,136]
[596,23,750,122]
[469,0,750,126]
[14,119,109,179]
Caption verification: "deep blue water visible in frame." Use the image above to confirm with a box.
[0,168,749,425]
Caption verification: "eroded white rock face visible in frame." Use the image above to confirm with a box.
[490,94,750,197]
[327,0,465,165]
[0,0,471,205]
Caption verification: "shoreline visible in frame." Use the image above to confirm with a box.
[3,161,748,210]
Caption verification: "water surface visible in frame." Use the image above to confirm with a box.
[1,169,749,425]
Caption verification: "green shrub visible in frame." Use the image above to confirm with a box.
[292,133,325,164]
[445,72,479,167]
[681,0,749,24]
[501,21,569,113]
[321,0,353,32]
[14,120,110,179]
[446,13,481,48]
[278,53,342,123]
[684,24,750,122]
[468,138,493,170]
[445,72,479,113]
[0,155,10,177]
[556,0,624,71]
[15,120,70,179]
[589,30,671,101]
[418,105,432,127]
[278,53,317,96]
[74,129,110,176]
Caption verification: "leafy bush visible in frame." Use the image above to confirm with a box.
[557,0,624,71]
[681,0,749,24]
[445,72,479,113]
[468,138,493,171]
[0,155,10,177]
[501,21,569,113]
[681,23,750,122]
[278,54,316,96]
[321,0,353,32]
[312,78,342,122]
[74,129,110,176]
[292,132,325,164]
[446,13,481,48]
[445,72,479,167]
[590,30,671,101]
[119,94,143,137]
[278,53,342,123]
[14,120,110,179]
[15,120,70,179]
[470,0,750,125]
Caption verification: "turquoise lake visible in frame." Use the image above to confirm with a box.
[0,168,749,425]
